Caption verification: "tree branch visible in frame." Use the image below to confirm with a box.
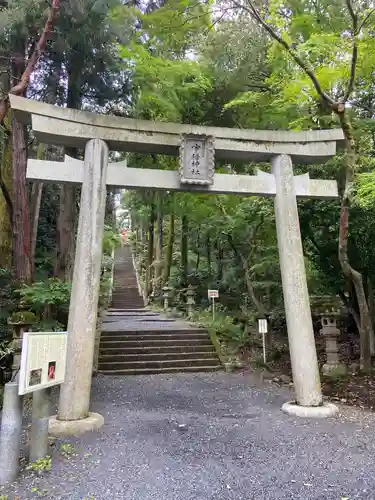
[358,7,375,32]
[344,0,358,102]
[232,0,336,107]
[0,0,61,123]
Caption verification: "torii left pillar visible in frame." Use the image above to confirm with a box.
[49,139,108,436]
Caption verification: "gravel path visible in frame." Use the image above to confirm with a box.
[2,372,375,499]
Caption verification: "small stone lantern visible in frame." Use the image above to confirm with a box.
[7,310,37,381]
[162,285,172,313]
[186,285,195,318]
[311,296,347,376]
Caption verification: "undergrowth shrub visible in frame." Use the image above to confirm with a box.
[0,268,16,342]
[16,279,71,331]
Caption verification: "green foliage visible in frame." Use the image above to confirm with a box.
[102,226,121,255]
[17,279,71,311]
[8,310,37,325]
[26,456,52,473]
[60,442,74,457]
[189,309,249,351]
[14,279,71,331]
[355,172,375,209]
[0,268,16,341]
[0,342,14,363]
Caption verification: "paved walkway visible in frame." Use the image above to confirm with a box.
[102,309,194,331]
[2,372,375,499]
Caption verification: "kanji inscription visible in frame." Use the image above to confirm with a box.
[179,134,215,185]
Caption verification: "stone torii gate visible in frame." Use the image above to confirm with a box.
[11,95,343,432]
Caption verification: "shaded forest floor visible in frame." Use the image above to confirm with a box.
[240,332,375,411]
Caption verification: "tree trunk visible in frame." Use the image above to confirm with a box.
[180,214,188,289]
[145,203,155,300]
[29,143,46,281]
[216,240,224,282]
[239,251,266,316]
[12,113,31,282]
[206,234,211,276]
[337,109,373,372]
[29,182,43,281]
[195,232,200,273]
[10,37,31,283]
[153,200,163,296]
[0,46,12,268]
[105,189,117,229]
[367,277,375,355]
[163,203,175,284]
[54,185,76,280]
[54,53,82,280]
[0,136,12,268]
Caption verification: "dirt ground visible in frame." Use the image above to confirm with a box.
[240,331,375,411]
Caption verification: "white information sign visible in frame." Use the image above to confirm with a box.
[258,319,268,334]
[19,331,67,395]
[208,289,219,299]
[258,319,268,364]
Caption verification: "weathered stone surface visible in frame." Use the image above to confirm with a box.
[11,94,344,163]
[49,412,104,437]
[272,154,322,407]
[0,383,23,485]
[179,134,215,185]
[57,139,108,422]
[282,401,338,418]
[29,388,51,462]
[27,156,339,200]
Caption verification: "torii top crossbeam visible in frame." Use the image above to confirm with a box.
[10,95,344,164]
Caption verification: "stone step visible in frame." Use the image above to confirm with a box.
[107,308,149,313]
[100,332,209,341]
[99,351,217,363]
[111,304,144,308]
[111,305,144,308]
[111,295,142,298]
[98,357,220,371]
[99,365,222,376]
[99,338,212,348]
[99,344,215,355]
[111,302,143,305]
[101,328,206,335]
[111,292,140,296]
[111,302,144,306]
[111,298,143,302]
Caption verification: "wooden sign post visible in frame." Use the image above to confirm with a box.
[258,319,268,364]
[208,289,219,321]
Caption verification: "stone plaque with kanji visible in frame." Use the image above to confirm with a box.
[179,134,215,185]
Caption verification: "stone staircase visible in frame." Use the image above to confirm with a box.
[98,247,222,375]
[110,247,144,310]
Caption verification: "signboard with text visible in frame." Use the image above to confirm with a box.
[258,319,268,334]
[19,331,67,395]
[208,290,219,299]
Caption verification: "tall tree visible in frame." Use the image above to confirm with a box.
[226,0,375,371]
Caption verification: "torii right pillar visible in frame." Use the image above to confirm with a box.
[272,154,337,418]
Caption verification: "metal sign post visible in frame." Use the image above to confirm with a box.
[258,318,268,364]
[208,290,219,321]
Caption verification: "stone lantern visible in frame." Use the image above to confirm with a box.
[186,285,195,318]
[7,310,37,381]
[311,295,347,376]
[162,285,172,313]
